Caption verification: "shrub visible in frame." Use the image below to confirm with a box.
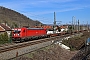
[0,32,9,44]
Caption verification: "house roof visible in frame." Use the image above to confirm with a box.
[0,24,12,31]
[0,27,5,31]
[60,26,68,29]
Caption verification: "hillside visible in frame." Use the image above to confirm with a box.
[0,6,42,28]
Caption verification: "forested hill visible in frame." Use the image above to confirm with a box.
[0,6,42,28]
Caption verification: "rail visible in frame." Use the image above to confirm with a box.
[0,32,85,59]
[0,37,54,53]
[70,45,90,60]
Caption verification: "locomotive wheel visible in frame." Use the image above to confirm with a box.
[20,39,24,42]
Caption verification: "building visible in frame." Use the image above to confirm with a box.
[0,23,12,37]
[60,25,68,32]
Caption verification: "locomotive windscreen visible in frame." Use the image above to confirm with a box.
[13,30,21,33]
[13,29,21,33]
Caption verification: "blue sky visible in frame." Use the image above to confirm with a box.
[0,0,90,25]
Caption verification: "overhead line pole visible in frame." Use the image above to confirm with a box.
[53,12,56,33]
[72,16,73,33]
[78,19,80,32]
[73,16,75,30]
[87,21,88,31]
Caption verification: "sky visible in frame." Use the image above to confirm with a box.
[0,0,90,25]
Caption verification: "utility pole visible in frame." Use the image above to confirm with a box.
[87,21,88,31]
[83,21,84,30]
[53,12,56,33]
[76,20,77,31]
[78,19,80,32]
[74,16,75,30]
[72,16,73,33]
[72,16,75,30]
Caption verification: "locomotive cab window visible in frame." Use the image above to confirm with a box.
[13,30,21,33]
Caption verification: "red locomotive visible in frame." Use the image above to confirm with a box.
[12,27,47,42]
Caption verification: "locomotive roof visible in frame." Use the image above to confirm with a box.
[27,28,45,30]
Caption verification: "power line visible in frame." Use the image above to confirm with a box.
[19,10,53,24]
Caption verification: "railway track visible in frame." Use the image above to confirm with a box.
[0,32,82,54]
[0,35,65,59]
[0,36,61,53]
[0,33,71,53]
[70,45,90,60]
[86,53,90,60]
[0,33,83,59]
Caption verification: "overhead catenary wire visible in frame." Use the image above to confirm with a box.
[19,10,54,24]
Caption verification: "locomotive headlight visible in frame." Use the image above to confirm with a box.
[14,34,15,36]
[18,34,20,36]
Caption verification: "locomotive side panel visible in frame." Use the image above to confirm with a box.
[20,28,26,38]
[26,28,47,37]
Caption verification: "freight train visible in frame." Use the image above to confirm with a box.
[12,27,85,42]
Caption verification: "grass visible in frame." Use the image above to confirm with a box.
[0,41,9,44]
[22,45,54,59]
[24,52,34,58]
[40,45,52,51]
[62,36,82,51]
